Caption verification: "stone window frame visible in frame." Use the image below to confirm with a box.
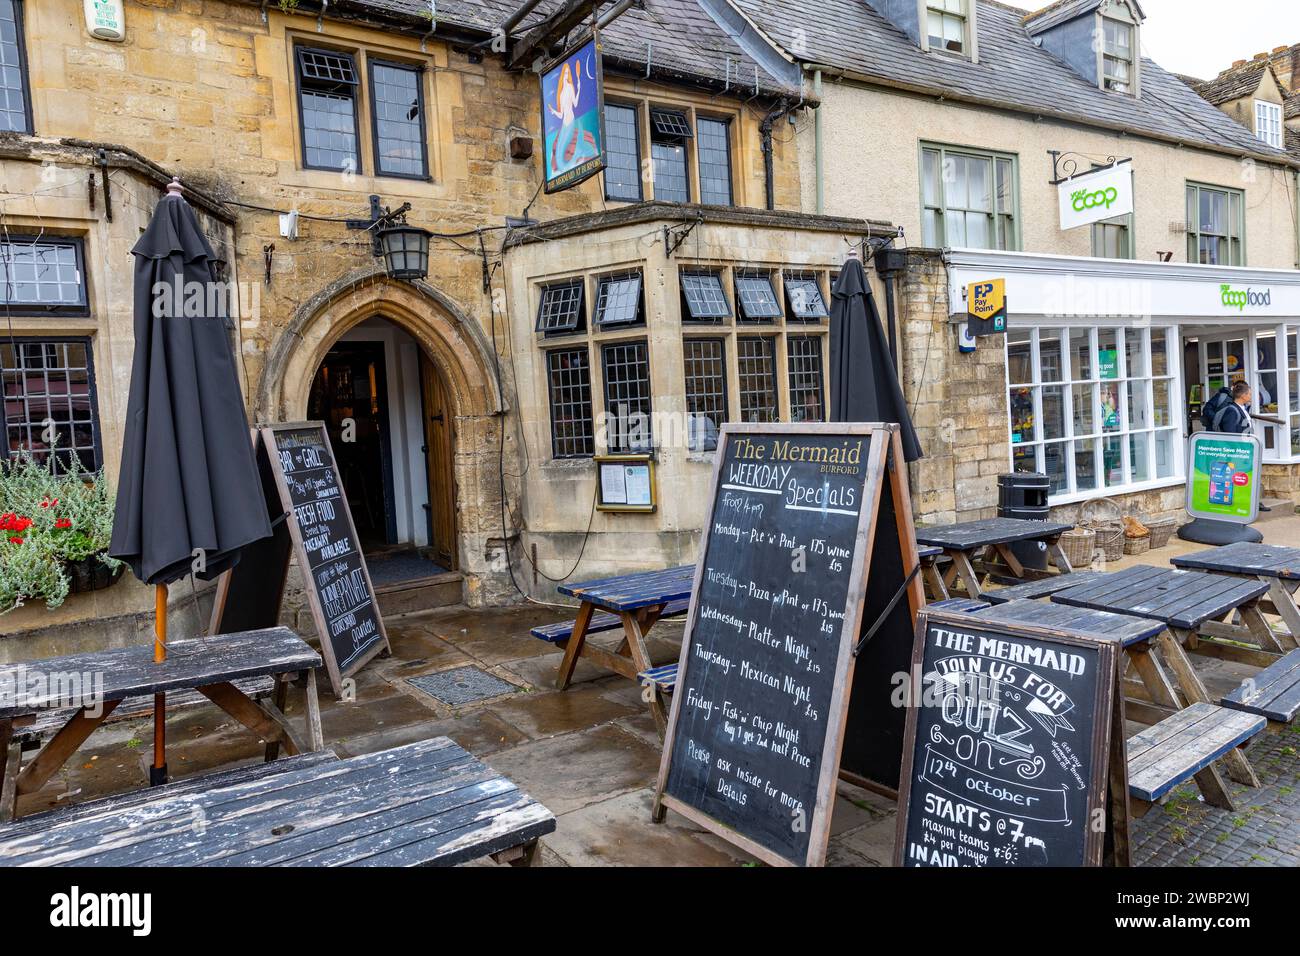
[1186,182,1246,267]
[1,335,103,474]
[0,0,32,134]
[532,262,829,460]
[1006,324,1183,502]
[290,38,432,182]
[600,96,740,208]
[919,142,1020,252]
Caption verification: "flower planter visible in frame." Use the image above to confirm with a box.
[63,554,125,594]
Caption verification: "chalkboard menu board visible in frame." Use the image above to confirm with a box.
[261,423,390,696]
[895,610,1117,867]
[654,424,911,867]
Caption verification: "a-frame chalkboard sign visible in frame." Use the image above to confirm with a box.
[652,422,924,867]
[893,609,1127,867]
[209,423,390,697]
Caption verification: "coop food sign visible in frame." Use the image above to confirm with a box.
[1058,162,1134,231]
[540,37,605,194]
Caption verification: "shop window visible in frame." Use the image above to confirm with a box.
[536,279,585,335]
[0,237,87,314]
[735,273,782,322]
[603,103,643,202]
[1008,326,1180,499]
[601,340,653,452]
[737,336,778,423]
[1101,18,1135,94]
[546,347,594,458]
[650,109,691,203]
[1254,100,1283,149]
[2,337,101,473]
[680,271,730,322]
[683,338,727,452]
[921,145,1018,250]
[926,0,968,55]
[296,47,361,172]
[369,60,427,179]
[697,118,733,206]
[1186,183,1244,266]
[1288,331,1300,458]
[594,272,644,328]
[0,0,30,133]
[784,273,828,321]
[787,336,824,423]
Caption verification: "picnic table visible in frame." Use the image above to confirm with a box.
[1051,565,1269,792]
[0,626,323,821]
[0,737,555,866]
[1171,542,1300,650]
[914,517,1075,599]
[551,565,695,723]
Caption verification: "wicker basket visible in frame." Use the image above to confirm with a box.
[1059,527,1097,568]
[1123,534,1151,556]
[1078,499,1125,563]
[1142,515,1180,550]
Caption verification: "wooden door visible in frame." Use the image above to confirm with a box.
[420,351,457,569]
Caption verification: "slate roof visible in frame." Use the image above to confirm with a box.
[1287,94,1300,120]
[1194,60,1277,105]
[329,0,793,96]
[1021,0,1103,33]
[730,0,1295,164]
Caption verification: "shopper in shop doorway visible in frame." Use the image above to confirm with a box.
[1202,382,1270,510]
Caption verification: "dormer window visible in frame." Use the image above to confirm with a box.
[1254,100,1283,149]
[926,0,968,55]
[1101,18,1135,93]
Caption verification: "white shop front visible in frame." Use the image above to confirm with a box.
[945,249,1300,505]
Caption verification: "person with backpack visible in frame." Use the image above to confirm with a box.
[1200,381,1253,435]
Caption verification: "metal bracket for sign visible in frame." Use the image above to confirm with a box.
[664,213,704,258]
[1047,150,1131,186]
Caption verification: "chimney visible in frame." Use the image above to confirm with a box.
[1231,59,1247,69]
[1252,52,1267,61]
[1274,45,1290,54]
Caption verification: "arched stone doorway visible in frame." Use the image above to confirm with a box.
[256,269,510,605]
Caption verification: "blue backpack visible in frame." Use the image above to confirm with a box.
[1200,388,1235,431]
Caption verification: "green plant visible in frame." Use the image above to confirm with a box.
[0,446,121,614]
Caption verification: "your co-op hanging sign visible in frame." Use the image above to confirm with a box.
[1058,161,1134,231]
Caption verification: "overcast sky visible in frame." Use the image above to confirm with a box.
[996,0,1294,79]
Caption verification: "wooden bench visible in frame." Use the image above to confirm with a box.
[638,664,679,736]
[981,570,1107,605]
[12,675,278,749]
[1220,647,1300,729]
[530,598,690,644]
[929,598,990,613]
[0,737,555,867]
[1125,702,1266,815]
[0,749,339,840]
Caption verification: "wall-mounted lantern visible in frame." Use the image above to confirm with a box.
[346,194,431,281]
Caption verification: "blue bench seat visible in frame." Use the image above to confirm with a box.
[1126,703,1266,805]
[530,598,690,644]
[1221,647,1300,726]
[638,663,679,692]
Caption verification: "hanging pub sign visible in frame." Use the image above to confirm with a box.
[1186,432,1262,525]
[540,36,605,194]
[1057,161,1134,231]
[652,423,924,866]
[966,278,1007,337]
[895,609,1120,867]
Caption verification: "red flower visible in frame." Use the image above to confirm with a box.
[7,536,22,545]
[55,518,72,529]
[0,514,31,532]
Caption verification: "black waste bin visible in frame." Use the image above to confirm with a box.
[998,472,1050,571]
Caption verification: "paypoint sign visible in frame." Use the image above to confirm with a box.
[1058,162,1134,231]
[966,278,1006,337]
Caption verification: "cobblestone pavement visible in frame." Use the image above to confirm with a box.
[1130,727,1300,867]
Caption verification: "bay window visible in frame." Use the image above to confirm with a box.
[1008,325,1181,499]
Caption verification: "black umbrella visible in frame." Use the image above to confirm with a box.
[828,254,922,461]
[108,178,271,785]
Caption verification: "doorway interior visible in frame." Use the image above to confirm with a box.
[308,317,459,585]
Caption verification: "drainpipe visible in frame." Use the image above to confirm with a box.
[759,97,793,211]
[813,70,824,215]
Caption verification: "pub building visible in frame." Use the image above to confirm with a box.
[933,249,1300,520]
